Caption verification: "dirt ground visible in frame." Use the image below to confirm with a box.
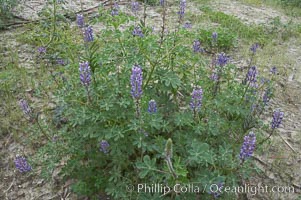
[1,0,301,199]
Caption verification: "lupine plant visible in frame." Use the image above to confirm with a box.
[99,140,110,154]
[19,99,33,120]
[178,0,186,22]
[239,132,256,163]
[148,99,157,114]
[14,156,32,173]
[76,14,85,28]
[19,1,284,199]
[111,2,120,16]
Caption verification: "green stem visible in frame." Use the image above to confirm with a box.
[143,61,156,89]
[170,31,179,72]
[140,136,143,161]
[135,98,141,118]
[259,129,275,145]
[86,86,91,103]
[160,1,167,46]
[36,113,51,141]
[241,81,251,102]
[46,0,57,47]
[117,35,127,58]
[166,157,178,179]
[213,67,223,97]
[142,45,178,89]
[143,0,147,27]
[243,53,255,84]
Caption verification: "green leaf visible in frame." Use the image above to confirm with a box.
[161,72,181,89]
[136,155,157,178]
[188,140,215,166]
[217,143,234,168]
[173,156,188,180]
[148,115,163,130]
[173,112,193,127]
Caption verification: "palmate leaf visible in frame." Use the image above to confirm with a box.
[136,155,157,178]
[217,143,235,168]
[188,140,215,166]
[161,71,182,89]
[173,156,188,180]
[173,112,193,128]
[148,115,163,130]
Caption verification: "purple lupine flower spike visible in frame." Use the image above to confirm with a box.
[263,89,270,105]
[271,110,284,129]
[178,0,186,20]
[76,14,84,28]
[57,59,65,65]
[210,73,218,81]
[83,26,94,42]
[246,66,258,87]
[99,140,110,153]
[250,43,259,54]
[193,40,203,53]
[132,26,144,37]
[183,22,192,29]
[131,2,139,14]
[79,62,92,86]
[217,53,228,67]
[37,46,46,54]
[190,87,203,111]
[19,99,32,117]
[14,156,32,173]
[111,2,119,16]
[260,77,267,84]
[270,66,277,75]
[148,99,157,114]
[160,0,165,6]
[239,132,256,162]
[130,65,143,99]
[212,32,218,43]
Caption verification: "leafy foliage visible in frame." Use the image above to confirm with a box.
[16,1,282,200]
[197,28,237,51]
[278,0,301,7]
